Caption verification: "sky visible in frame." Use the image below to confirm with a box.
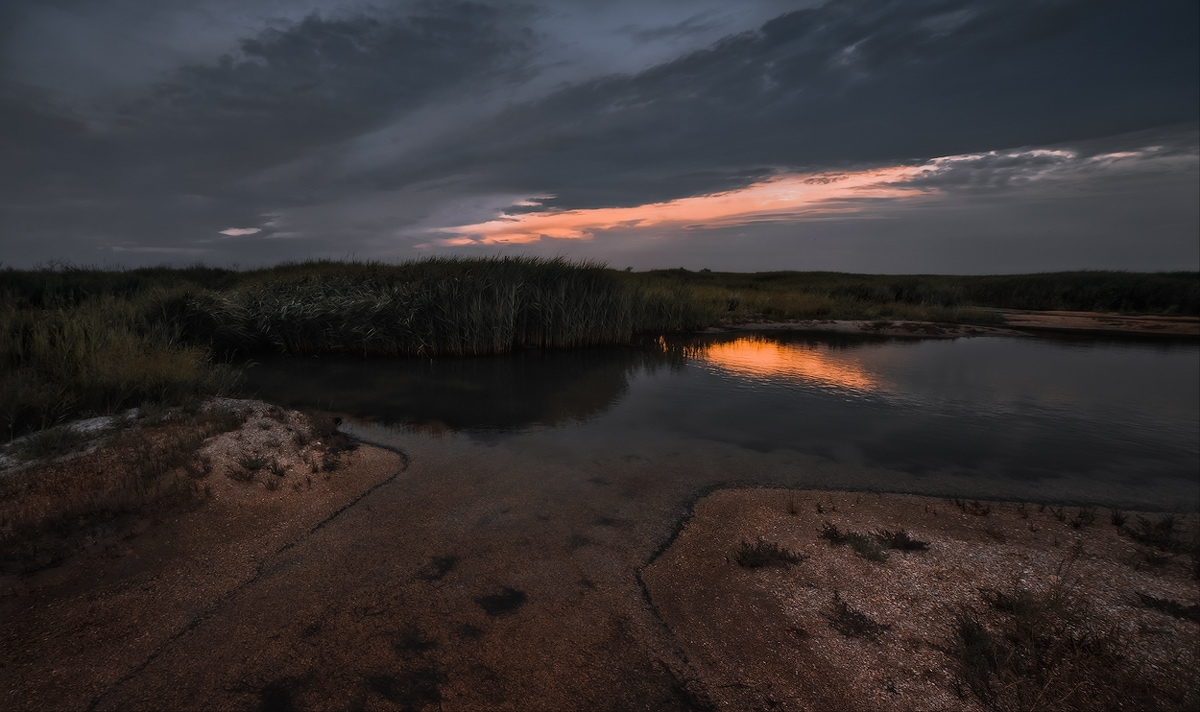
[1,0,1197,273]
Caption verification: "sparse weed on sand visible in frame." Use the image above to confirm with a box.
[0,408,246,571]
[818,522,930,562]
[944,544,1200,712]
[826,591,891,641]
[734,540,807,568]
[11,425,89,461]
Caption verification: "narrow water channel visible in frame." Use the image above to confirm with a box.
[240,332,1200,510]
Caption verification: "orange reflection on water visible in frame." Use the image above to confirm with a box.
[701,337,880,393]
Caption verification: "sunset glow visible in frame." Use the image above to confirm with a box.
[701,337,880,393]
[435,166,931,245]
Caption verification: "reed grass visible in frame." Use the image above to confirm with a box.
[3,259,1194,440]
[1,294,239,439]
[170,257,711,356]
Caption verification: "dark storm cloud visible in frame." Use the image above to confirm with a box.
[378,0,1198,210]
[1,0,1196,268]
[0,1,534,257]
[126,3,531,183]
[618,14,724,44]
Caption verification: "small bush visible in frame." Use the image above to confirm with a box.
[874,529,930,551]
[944,576,1195,711]
[848,534,889,562]
[1136,593,1200,624]
[1124,515,1182,552]
[226,465,255,483]
[821,523,929,561]
[949,612,997,696]
[950,498,991,516]
[826,591,890,641]
[1069,507,1096,529]
[735,540,807,568]
[818,521,849,544]
[236,453,268,471]
[13,425,89,461]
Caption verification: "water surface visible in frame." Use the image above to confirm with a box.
[241,332,1200,510]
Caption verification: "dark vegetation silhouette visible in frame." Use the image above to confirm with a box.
[2,258,1196,439]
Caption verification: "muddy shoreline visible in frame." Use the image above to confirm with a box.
[2,401,1197,710]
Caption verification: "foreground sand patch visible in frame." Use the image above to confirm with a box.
[0,400,405,711]
[643,489,1199,711]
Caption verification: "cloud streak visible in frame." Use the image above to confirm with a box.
[430,138,1198,247]
[433,166,933,245]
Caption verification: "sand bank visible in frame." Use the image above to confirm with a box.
[1,404,1196,710]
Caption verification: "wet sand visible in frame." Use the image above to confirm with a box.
[2,411,1197,710]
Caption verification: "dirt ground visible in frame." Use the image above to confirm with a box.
[644,489,1199,711]
[2,402,1198,711]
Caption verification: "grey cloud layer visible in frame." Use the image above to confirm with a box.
[2,1,536,255]
[399,0,1198,210]
[1,0,1196,267]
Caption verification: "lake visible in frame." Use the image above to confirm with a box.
[240,331,1200,511]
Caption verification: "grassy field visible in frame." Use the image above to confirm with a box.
[629,268,1200,322]
[2,259,1197,440]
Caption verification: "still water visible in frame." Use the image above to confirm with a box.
[241,332,1200,510]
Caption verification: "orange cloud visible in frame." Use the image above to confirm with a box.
[435,165,930,245]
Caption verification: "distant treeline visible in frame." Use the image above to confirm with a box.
[634,269,1200,318]
[2,258,1197,438]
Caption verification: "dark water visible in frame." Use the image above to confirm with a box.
[240,332,1200,510]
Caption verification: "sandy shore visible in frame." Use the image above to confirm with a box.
[2,402,1197,711]
[646,488,1198,711]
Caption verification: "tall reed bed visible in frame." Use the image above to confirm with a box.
[0,291,237,439]
[174,257,711,356]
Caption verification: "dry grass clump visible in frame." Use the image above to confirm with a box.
[948,575,1198,711]
[11,425,90,461]
[734,540,807,568]
[818,522,930,562]
[0,408,246,571]
[826,591,891,642]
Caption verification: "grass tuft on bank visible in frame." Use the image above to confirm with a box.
[0,407,247,571]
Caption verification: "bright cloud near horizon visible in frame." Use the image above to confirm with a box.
[1,0,1196,273]
[431,166,932,246]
